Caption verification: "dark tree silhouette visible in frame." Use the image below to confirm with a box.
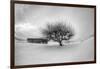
[42,22,75,46]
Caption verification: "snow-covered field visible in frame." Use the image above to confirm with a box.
[15,37,94,66]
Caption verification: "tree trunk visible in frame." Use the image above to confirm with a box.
[59,41,63,46]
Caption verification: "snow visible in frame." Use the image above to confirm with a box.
[15,37,94,65]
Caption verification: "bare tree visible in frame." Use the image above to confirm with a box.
[42,22,75,46]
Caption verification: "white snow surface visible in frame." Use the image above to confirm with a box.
[15,37,94,65]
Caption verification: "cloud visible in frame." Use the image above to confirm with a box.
[15,23,42,39]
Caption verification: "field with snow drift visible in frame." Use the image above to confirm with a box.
[15,37,94,65]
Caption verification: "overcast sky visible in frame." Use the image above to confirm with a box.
[15,4,94,40]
